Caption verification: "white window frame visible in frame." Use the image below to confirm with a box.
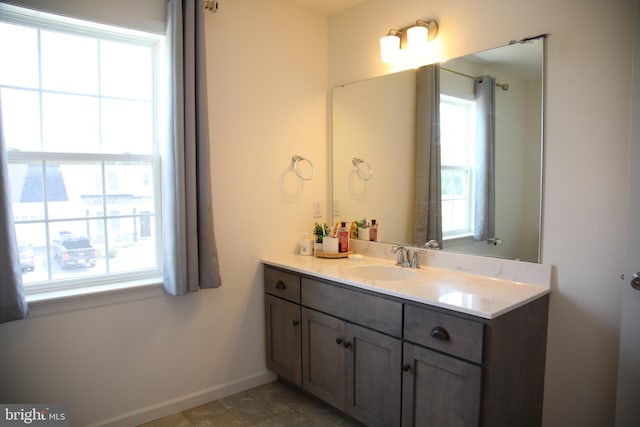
[0,4,165,301]
[440,94,476,239]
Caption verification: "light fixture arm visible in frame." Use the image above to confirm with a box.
[385,19,439,40]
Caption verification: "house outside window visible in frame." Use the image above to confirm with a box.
[0,5,164,291]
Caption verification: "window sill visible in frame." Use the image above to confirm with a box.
[443,233,474,243]
[25,278,165,318]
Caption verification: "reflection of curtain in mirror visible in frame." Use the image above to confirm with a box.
[413,64,442,247]
[474,76,496,241]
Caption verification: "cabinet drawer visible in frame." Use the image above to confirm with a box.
[264,267,301,303]
[404,304,484,364]
[301,278,402,337]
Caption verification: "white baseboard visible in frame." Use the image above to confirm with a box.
[85,371,277,427]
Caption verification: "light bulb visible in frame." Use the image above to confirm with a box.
[380,34,400,63]
[407,25,429,51]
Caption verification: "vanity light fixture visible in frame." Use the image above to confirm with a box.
[380,19,439,63]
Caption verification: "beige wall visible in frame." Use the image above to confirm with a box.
[0,0,328,425]
[329,0,633,426]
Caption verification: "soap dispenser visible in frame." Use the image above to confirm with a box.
[339,221,349,252]
[370,219,378,242]
[300,233,313,256]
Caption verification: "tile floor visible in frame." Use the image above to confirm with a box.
[139,380,363,427]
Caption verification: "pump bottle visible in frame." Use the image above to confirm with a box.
[339,221,349,252]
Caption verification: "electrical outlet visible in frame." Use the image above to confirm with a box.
[333,199,341,216]
[313,200,321,218]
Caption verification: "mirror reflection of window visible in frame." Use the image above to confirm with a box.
[440,95,476,238]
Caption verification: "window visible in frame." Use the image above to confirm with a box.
[440,94,476,238]
[0,5,164,293]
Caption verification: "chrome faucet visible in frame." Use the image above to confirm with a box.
[391,245,409,267]
[424,240,440,249]
[391,245,421,268]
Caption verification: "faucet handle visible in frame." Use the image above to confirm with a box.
[410,251,420,268]
[391,245,406,266]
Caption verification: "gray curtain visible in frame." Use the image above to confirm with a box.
[163,0,221,295]
[0,93,28,323]
[413,64,443,247]
[474,76,496,241]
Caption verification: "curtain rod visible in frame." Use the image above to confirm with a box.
[440,67,509,91]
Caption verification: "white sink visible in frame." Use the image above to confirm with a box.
[346,264,419,281]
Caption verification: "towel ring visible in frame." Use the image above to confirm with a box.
[292,155,315,181]
[352,157,373,181]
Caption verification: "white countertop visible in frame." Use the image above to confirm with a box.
[261,253,550,319]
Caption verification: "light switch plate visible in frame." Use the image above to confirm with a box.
[313,200,321,218]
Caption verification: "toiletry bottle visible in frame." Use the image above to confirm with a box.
[300,233,313,256]
[370,219,378,242]
[339,221,349,252]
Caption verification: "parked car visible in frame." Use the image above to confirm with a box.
[52,235,97,269]
[18,243,35,272]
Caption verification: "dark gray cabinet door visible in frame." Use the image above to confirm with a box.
[402,342,481,427]
[346,323,402,427]
[265,294,301,386]
[301,307,346,410]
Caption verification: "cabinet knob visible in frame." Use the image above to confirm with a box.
[343,341,352,349]
[402,364,411,372]
[292,320,299,326]
[275,280,287,290]
[336,338,343,345]
[430,326,450,341]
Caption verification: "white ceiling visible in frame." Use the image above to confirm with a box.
[279,0,366,16]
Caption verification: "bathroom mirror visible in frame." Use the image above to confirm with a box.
[332,36,544,262]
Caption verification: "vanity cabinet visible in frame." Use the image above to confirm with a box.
[300,277,403,427]
[402,304,483,426]
[263,265,549,427]
[402,297,549,427]
[402,342,481,426]
[300,307,345,408]
[264,268,302,386]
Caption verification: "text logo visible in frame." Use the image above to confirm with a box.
[1,405,69,426]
